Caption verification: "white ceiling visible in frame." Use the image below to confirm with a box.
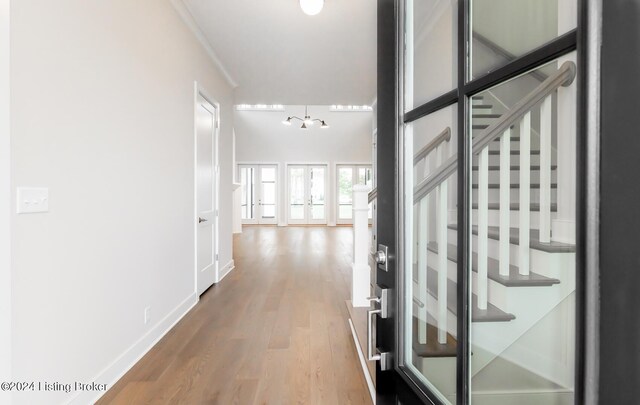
[182,0,377,105]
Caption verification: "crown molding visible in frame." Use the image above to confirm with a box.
[170,0,238,88]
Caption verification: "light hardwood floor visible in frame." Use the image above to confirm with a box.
[97,226,372,405]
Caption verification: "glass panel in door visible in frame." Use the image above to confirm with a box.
[259,166,277,223]
[309,166,327,223]
[469,58,577,403]
[338,167,354,221]
[289,167,306,222]
[403,105,458,404]
[239,166,256,222]
[469,0,577,80]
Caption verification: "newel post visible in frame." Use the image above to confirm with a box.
[352,185,371,307]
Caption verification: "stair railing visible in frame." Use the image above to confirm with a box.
[413,127,451,345]
[412,61,576,336]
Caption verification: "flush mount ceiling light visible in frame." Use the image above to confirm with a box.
[282,106,329,129]
[300,0,324,16]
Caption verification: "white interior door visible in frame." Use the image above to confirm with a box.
[196,94,217,295]
[239,164,278,225]
[288,165,327,225]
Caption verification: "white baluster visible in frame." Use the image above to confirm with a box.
[437,145,448,344]
[418,197,428,344]
[499,128,511,277]
[539,95,552,243]
[478,146,489,310]
[519,113,531,275]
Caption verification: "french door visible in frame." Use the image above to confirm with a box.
[374,0,585,404]
[337,164,373,224]
[238,164,278,225]
[287,164,328,225]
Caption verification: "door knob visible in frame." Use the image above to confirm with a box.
[198,217,208,224]
[373,250,387,265]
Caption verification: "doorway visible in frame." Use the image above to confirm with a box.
[238,164,279,225]
[195,91,219,296]
[287,164,328,225]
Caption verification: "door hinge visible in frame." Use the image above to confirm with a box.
[216,209,219,217]
[215,254,219,261]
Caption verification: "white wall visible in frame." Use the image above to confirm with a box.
[0,1,12,404]
[234,105,372,226]
[10,1,234,404]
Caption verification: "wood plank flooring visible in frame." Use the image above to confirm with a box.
[97,226,372,405]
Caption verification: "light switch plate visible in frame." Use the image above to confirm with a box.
[17,187,49,214]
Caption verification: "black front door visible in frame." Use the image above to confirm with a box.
[373,0,590,404]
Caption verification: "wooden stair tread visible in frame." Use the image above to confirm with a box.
[488,150,541,155]
[472,104,493,109]
[471,202,558,212]
[427,242,560,287]
[448,224,576,253]
[411,315,457,358]
[473,113,501,118]
[424,266,515,322]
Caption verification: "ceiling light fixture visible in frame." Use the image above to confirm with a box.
[283,106,329,130]
[300,0,324,16]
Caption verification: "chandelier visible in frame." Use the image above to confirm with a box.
[282,106,329,129]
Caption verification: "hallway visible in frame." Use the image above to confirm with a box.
[98,226,372,404]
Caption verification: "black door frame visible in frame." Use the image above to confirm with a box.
[375,0,607,403]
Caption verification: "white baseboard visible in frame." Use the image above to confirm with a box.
[217,259,235,282]
[348,319,375,404]
[68,293,198,405]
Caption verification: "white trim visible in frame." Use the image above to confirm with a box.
[348,319,376,405]
[194,83,221,295]
[0,1,11,402]
[217,260,235,283]
[169,0,238,88]
[70,293,198,405]
[335,163,373,225]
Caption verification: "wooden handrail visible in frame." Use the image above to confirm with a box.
[413,61,577,202]
[413,127,451,165]
[368,188,378,203]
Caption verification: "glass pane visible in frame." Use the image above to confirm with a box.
[405,0,458,111]
[470,0,577,79]
[262,205,276,218]
[469,56,577,403]
[261,167,276,182]
[240,167,255,220]
[289,167,305,220]
[403,105,458,404]
[310,167,326,220]
[338,167,354,220]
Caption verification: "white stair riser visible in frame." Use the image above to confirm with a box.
[472,170,557,184]
[471,209,558,229]
[472,188,558,204]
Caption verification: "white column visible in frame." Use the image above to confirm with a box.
[519,113,531,275]
[499,128,511,276]
[539,95,552,243]
[477,146,489,309]
[418,197,428,344]
[352,185,372,307]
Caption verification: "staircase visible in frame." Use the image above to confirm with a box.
[410,62,577,404]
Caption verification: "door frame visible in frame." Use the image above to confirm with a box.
[285,162,330,225]
[237,161,281,225]
[193,82,220,292]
